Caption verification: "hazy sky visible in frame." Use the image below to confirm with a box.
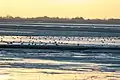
[0,0,120,18]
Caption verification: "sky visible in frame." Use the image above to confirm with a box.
[0,0,120,19]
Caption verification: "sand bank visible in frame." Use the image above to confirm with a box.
[0,68,119,80]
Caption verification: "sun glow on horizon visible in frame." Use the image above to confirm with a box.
[0,0,120,19]
[49,0,91,4]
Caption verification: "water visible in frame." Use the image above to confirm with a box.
[0,48,120,72]
[0,23,120,80]
[0,22,120,36]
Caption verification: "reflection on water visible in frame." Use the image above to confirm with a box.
[0,48,120,80]
[0,48,120,71]
[0,23,120,80]
[0,23,120,37]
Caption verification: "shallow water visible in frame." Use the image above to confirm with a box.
[0,23,120,80]
[0,23,120,36]
[0,48,120,72]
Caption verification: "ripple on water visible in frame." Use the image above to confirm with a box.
[0,48,120,72]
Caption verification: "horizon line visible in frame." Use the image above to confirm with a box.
[0,15,120,20]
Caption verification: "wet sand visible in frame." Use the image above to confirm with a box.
[0,68,119,80]
[0,58,119,80]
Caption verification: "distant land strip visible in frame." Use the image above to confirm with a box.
[1,16,120,24]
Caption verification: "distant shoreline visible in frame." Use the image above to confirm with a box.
[1,16,120,24]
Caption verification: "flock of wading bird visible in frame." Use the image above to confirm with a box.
[0,36,120,47]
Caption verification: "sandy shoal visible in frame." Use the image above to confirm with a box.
[0,68,119,80]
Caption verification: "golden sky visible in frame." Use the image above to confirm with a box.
[0,0,120,19]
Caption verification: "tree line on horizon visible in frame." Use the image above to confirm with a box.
[0,15,120,24]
